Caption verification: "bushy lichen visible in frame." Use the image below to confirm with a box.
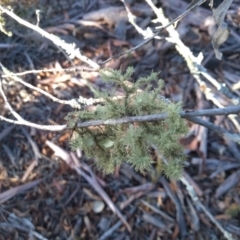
[65,67,188,179]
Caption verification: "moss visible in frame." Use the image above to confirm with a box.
[65,67,188,179]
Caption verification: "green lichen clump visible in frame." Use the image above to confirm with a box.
[66,67,188,179]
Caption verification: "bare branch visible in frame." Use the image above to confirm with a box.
[0,73,67,131]
[2,67,99,78]
[0,5,99,70]
[146,0,240,106]
[101,0,206,65]
[185,116,240,142]
[0,114,67,131]
[75,105,240,128]
[1,64,96,108]
[121,0,153,37]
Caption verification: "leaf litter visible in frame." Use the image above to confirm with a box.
[0,0,240,239]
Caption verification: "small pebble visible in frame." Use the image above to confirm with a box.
[92,200,105,213]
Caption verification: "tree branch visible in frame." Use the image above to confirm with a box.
[0,5,99,70]
[76,105,240,127]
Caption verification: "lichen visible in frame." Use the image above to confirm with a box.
[65,67,188,179]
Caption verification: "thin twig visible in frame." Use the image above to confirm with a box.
[100,0,206,65]
[160,177,187,239]
[0,5,99,70]
[145,0,240,112]
[73,165,132,232]
[185,116,240,142]
[121,0,153,37]
[0,72,67,131]
[73,105,240,142]
[46,141,132,233]
[156,152,235,240]
[1,63,95,108]
[180,175,235,240]
[75,105,240,127]
[0,75,24,122]
[2,67,99,78]
[145,0,240,141]
[0,113,67,131]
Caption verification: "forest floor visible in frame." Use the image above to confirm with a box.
[0,0,240,239]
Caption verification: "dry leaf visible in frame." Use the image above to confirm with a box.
[211,0,233,59]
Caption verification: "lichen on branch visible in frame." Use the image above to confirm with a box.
[65,67,188,179]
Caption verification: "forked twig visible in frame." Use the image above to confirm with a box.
[100,0,206,65]
[0,72,67,131]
